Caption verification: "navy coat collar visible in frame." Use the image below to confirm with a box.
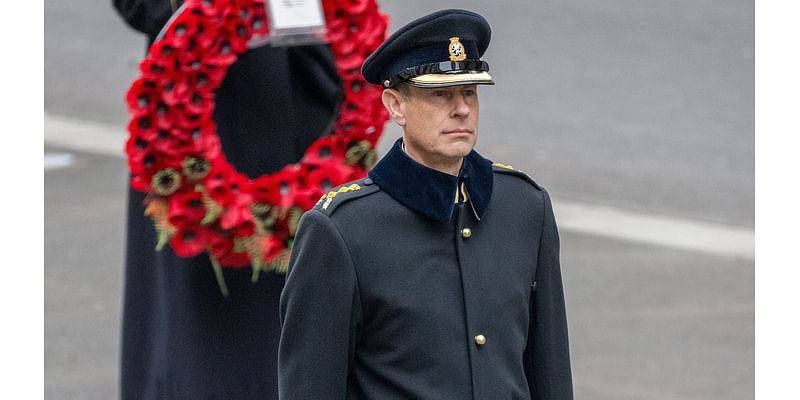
[368,138,493,222]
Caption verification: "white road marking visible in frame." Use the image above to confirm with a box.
[44,113,755,259]
[44,152,76,170]
[554,202,754,259]
[44,113,126,157]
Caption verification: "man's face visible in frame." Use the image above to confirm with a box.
[396,84,479,168]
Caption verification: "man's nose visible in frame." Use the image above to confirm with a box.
[451,93,471,118]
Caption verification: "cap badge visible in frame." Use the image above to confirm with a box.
[448,36,467,61]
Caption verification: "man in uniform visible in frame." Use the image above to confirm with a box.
[278,9,573,400]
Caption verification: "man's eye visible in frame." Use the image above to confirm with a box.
[463,90,476,96]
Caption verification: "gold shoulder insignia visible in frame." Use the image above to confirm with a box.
[312,178,382,216]
[316,183,363,210]
[492,162,514,170]
[492,163,541,190]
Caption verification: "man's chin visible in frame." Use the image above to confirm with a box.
[448,140,476,155]
[441,146,475,160]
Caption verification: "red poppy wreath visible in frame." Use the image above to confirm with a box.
[125,0,389,288]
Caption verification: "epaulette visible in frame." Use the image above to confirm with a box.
[491,163,542,191]
[312,177,382,216]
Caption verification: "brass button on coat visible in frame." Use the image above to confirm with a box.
[474,334,486,346]
[461,228,472,239]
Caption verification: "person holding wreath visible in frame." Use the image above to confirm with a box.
[113,1,343,398]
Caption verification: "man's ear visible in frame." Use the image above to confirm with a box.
[381,89,407,126]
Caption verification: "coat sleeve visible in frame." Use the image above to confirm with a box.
[524,188,574,399]
[112,0,175,39]
[278,209,361,399]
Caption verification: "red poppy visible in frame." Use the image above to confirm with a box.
[130,175,151,192]
[125,131,151,163]
[219,174,255,231]
[152,103,179,130]
[328,2,385,57]
[168,191,207,227]
[174,119,222,159]
[335,66,364,83]
[127,150,166,186]
[171,225,207,257]
[334,113,376,143]
[172,138,221,165]
[251,165,301,209]
[145,129,181,158]
[274,172,301,210]
[302,135,346,164]
[323,0,370,16]
[184,69,217,95]
[193,0,226,18]
[251,175,281,205]
[335,52,366,71]
[168,105,211,130]
[346,0,372,14]
[203,165,235,206]
[162,14,199,50]
[344,79,380,105]
[149,40,179,60]
[222,20,251,54]
[139,56,175,82]
[305,160,358,192]
[249,10,269,38]
[325,14,348,44]
[207,229,234,259]
[184,89,213,115]
[128,115,158,142]
[205,39,238,67]
[160,76,192,106]
[126,78,159,116]
[193,18,217,51]
[219,201,256,235]
[226,2,254,25]
[206,229,254,268]
[362,9,389,50]
[126,147,154,175]
[234,217,256,237]
[176,53,204,75]
[293,187,325,211]
[219,250,252,268]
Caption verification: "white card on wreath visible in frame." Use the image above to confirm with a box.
[268,0,325,30]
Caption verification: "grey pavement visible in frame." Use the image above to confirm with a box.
[45,148,126,399]
[44,0,754,398]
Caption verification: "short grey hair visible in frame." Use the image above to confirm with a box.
[393,82,411,99]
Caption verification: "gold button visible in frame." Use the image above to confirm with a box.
[461,228,472,238]
[474,334,486,346]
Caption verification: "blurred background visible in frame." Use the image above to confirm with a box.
[45,0,753,398]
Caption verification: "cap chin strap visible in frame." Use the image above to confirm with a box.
[384,60,491,88]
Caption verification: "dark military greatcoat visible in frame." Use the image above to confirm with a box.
[279,138,573,399]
